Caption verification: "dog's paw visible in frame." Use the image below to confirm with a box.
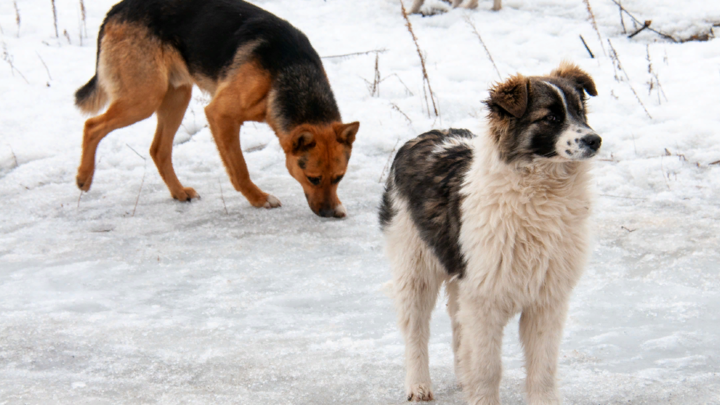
[407,383,434,402]
[263,194,282,209]
[173,187,199,202]
[76,170,93,191]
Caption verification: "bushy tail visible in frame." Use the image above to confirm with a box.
[74,75,108,115]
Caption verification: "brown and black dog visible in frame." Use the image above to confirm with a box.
[75,0,359,218]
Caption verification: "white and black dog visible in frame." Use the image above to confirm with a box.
[409,0,502,14]
[380,63,600,404]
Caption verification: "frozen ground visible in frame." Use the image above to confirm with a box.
[1,0,719,403]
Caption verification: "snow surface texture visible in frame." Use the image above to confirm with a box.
[1,0,719,404]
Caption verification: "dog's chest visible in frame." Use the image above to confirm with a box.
[458,168,590,306]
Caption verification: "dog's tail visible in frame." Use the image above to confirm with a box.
[74,75,108,115]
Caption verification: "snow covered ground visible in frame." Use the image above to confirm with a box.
[1,0,719,403]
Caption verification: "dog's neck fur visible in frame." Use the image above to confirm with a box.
[465,132,592,203]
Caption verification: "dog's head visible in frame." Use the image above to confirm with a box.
[281,121,360,218]
[485,62,601,163]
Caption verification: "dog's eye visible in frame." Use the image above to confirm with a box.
[543,114,559,123]
[307,176,322,186]
[331,175,344,185]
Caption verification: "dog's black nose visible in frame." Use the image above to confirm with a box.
[580,134,602,151]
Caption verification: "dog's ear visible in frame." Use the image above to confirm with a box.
[488,75,529,118]
[551,62,598,97]
[335,121,360,146]
[290,131,316,155]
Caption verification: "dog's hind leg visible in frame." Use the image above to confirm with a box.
[409,0,425,14]
[446,279,463,382]
[519,299,567,405]
[456,291,511,405]
[77,97,164,191]
[150,85,197,201]
[76,22,167,192]
[205,62,281,209]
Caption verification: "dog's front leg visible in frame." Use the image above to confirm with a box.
[204,99,281,209]
[519,300,568,405]
[456,293,509,405]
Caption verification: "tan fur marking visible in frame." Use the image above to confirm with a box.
[205,61,275,207]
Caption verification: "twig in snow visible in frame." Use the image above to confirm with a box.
[13,1,21,37]
[400,0,439,118]
[36,51,52,81]
[579,35,595,59]
[390,103,412,124]
[51,0,59,38]
[709,160,720,166]
[582,0,606,57]
[621,226,637,233]
[610,0,678,42]
[322,49,387,59]
[465,16,501,79]
[126,144,147,217]
[63,29,72,45]
[628,20,651,39]
[607,39,652,119]
[379,138,402,183]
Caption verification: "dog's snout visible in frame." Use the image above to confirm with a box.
[580,134,602,152]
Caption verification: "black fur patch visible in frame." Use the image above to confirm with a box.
[380,129,475,276]
[102,0,340,131]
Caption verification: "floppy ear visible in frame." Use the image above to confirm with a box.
[488,75,529,118]
[335,121,360,146]
[551,61,598,97]
[290,131,316,155]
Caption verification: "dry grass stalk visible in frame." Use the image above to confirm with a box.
[645,45,668,104]
[607,39,652,119]
[390,102,412,124]
[63,29,72,45]
[322,49,387,59]
[51,0,59,38]
[465,16,501,79]
[618,0,627,34]
[13,0,21,37]
[79,0,87,38]
[36,51,52,81]
[378,138,402,183]
[400,0,439,118]
[368,53,381,97]
[582,0,607,56]
[2,43,30,84]
[710,160,720,166]
[381,73,414,96]
[126,144,147,217]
